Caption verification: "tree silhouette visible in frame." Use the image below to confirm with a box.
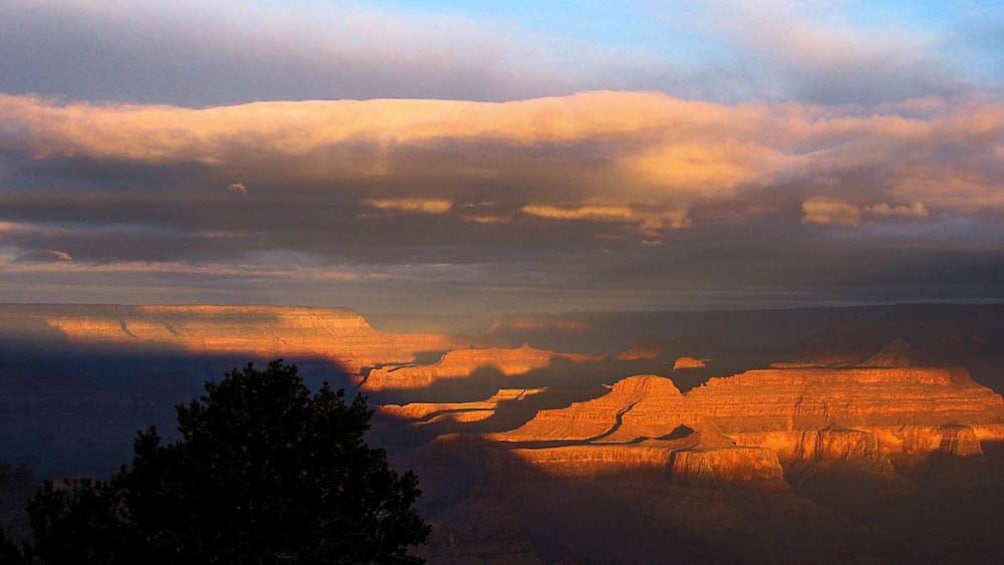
[18,360,429,564]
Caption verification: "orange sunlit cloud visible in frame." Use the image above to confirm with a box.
[2,90,1003,312]
[801,198,863,227]
[361,198,454,214]
[2,91,1001,232]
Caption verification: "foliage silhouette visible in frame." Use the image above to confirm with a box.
[16,360,429,564]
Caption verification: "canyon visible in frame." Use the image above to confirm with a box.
[5,303,1004,562]
[388,367,1004,483]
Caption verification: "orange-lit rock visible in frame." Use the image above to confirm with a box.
[25,304,458,372]
[669,446,784,484]
[687,367,1003,433]
[379,388,547,426]
[482,365,1004,482]
[673,356,709,370]
[887,424,985,457]
[510,441,680,477]
[363,343,599,391]
[491,375,684,443]
[791,426,890,471]
[937,424,983,456]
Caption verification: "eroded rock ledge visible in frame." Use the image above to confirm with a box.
[394,367,1004,484]
[3,304,458,372]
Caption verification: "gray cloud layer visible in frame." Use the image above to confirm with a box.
[1,0,1002,314]
[1,92,1002,314]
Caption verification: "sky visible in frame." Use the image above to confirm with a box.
[0,0,1003,317]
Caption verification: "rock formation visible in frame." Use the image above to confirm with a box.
[491,375,684,443]
[483,366,1004,482]
[0,304,458,372]
[673,356,709,370]
[379,388,547,426]
[364,343,600,391]
[669,446,784,484]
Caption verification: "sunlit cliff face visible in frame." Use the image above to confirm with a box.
[16,305,459,372]
[1,91,1003,313]
[393,368,1004,481]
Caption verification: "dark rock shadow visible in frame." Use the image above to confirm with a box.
[0,344,353,479]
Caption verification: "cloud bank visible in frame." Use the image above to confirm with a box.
[1,90,1002,313]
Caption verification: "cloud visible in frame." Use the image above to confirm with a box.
[521,205,636,222]
[459,214,511,225]
[803,200,935,227]
[801,198,862,227]
[1,91,1003,312]
[690,0,967,105]
[865,202,929,219]
[3,91,1001,222]
[0,0,654,106]
[16,249,73,262]
[522,204,691,243]
[803,200,934,227]
[361,198,452,214]
[227,182,247,196]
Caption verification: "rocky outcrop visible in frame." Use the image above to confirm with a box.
[888,424,985,457]
[379,388,547,426]
[673,357,708,370]
[483,366,1004,482]
[364,343,599,391]
[492,375,684,443]
[793,426,883,462]
[687,367,1003,431]
[510,442,680,477]
[5,304,458,372]
[669,446,784,484]
[937,424,983,456]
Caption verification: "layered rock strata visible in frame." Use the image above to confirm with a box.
[4,304,457,372]
[491,375,685,443]
[379,388,547,426]
[485,367,1004,482]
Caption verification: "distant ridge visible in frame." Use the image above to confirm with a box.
[0,303,461,372]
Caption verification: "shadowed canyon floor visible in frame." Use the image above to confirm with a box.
[4,303,1004,562]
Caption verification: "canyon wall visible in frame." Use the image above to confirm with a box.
[400,366,1004,483]
[0,304,459,372]
[379,388,547,426]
